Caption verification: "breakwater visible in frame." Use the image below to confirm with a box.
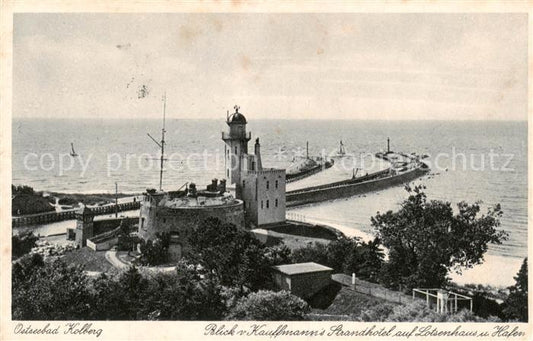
[286,165,429,207]
[286,160,335,183]
[12,201,141,227]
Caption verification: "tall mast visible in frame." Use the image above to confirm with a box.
[159,93,167,191]
[147,92,168,191]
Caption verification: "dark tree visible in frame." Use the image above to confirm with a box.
[348,238,384,282]
[138,232,170,265]
[12,232,38,259]
[116,266,150,319]
[291,242,330,267]
[12,253,44,285]
[503,258,528,322]
[371,185,508,290]
[12,185,35,195]
[291,237,384,282]
[187,217,276,290]
[12,185,55,215]
[90,272,132,320]
[142,261,226,320]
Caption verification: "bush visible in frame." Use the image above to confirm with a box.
[12,193,55,215]
[358,303,396,322]
[12,257,92,320]
[291,242,330,267]
[226,290,309,320]
[57,197,78,206]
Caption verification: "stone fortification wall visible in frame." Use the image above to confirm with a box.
[138,200,244,255]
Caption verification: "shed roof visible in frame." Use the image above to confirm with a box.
[271,262,333,275]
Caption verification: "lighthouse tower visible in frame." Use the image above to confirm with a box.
[222,105,251,193]
[221,105,286,227]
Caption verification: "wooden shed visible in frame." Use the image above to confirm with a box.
[271,262,333,298]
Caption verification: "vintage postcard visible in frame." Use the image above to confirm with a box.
[0,1,531,340]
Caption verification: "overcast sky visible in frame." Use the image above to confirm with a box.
[13,13,528,120]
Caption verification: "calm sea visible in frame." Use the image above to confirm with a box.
[12,119,528,282]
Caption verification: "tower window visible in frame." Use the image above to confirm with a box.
[275,180,278,189]
[266,181,269,190]
[227,169,229,177]
[235,146,238,154]
[261,200,263,209]
[266,200,269,209]
[251,161,255,171]
[242,180,245,189]
[275,199,278,207]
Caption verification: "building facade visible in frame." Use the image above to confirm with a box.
[75,206,94,247]
[222,106,286,227]
[241,168,286,226]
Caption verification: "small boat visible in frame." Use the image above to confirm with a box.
[336,140,346,157]
[70,142,78,157]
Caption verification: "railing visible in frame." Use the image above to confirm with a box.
[286,212,307,223]
[412,288,473,313]
[332,273,414,305]
[12,201,141,227]
[287,168,391,195]
[221,131,251,140]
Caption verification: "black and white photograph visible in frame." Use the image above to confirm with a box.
[2,1,531,340]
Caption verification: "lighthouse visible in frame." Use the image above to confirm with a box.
[222,105,252,192]
[221,105,286,227]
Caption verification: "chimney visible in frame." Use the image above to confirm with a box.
[188,183,197,197]
[254,138,263,170]
[218,179,226,193]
